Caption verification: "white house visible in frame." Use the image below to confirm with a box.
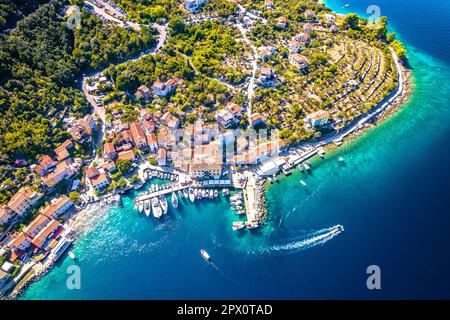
[184,0,208,13]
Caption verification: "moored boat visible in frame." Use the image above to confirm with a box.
[188,188,196,203]
[232,221,246,231]
[171,192,179,209]
[159,195,168,214]
[247,221,259,229]
[137,201,144,213]
[144,200,151,217]
[151,197,162,219]
[214,189,218,197]
[183,189,189,199]
[68,250,76,260]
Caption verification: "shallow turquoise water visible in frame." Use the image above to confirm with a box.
[21,0,450,299]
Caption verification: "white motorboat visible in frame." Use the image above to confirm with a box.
[338,156,345,162]
[303,163,311,171]
[214,189,218,197]
[189,188,196,203]
[183,189,189,199]
[171,192,179,209]
[68,251,76,260]
[232,221,246,231]
[178,190,183,199]
[144,200,151,217]
[159,195,168,214]
[209,190,213,198]
[151,198,162,219]
[200,249,211,262]
[138,201,144,213]
[300,180,307,186]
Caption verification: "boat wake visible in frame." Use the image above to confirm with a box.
[251,225,344,255]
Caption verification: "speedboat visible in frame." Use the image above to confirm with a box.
[137,201,144,213]
[151,198,162,219]
[300,180,307,186]
[235,210,246,215]
[144,200,151,217]
[159,195,168,214]
[232,221,246,231]
[201,189,207,198]
[183,189,189,199]
[214,189,218,197]
[200,249,211,262]
[189,188,196,203]
[209,190,214,198]
[338,156,345,162]
[178,190,183,199]
[303,163,311,171]
[171,192,179,209]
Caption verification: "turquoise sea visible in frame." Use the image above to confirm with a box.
[21,0,450,299]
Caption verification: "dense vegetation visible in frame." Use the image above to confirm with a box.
[0,0,48,31]
[0,2,156,164]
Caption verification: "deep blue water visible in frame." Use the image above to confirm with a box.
[21,0,450,299]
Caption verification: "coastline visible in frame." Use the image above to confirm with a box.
[7,3,414,300]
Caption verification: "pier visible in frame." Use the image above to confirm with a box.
[242,174,266,224]
[133,179,234,204]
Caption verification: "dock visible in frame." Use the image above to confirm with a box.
[133,179,234,204]
[242,174,266,224]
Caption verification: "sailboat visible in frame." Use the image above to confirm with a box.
[171,192,179,209]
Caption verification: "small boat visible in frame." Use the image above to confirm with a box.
[183,189,189,199]
[68,251,76,260]
[338,156,345,162]
[300,180,307,186]
[303,163,311,171]
[231,205,243,211]
[151,197,162,219]
[138,201,144,213]
[209,190,214,198]
[236,210,246,215]
[178,190,183,199]
[230,193,243,200]
[214,189,218,197]
[232,221,246,231]
[247,222,259,229]
[171,192,179,209]
[222,188,228,196]
[144,200,151,217]
[200,249,211,262]
[188,188,196,203]
[268,176,273,183]
[272,174,278,182]
[159,195,168,214]
[193,188,198,198]
[201,189,207,198]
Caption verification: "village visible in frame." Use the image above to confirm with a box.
[0,0,407,297]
